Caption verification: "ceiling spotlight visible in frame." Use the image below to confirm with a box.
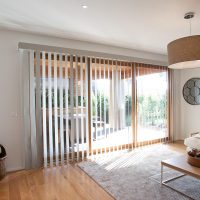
[82,5,88,9]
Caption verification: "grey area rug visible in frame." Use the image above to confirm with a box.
[78,145,200,200]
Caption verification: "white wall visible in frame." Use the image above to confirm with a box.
[173,68,200,140]
[0,29,167,171]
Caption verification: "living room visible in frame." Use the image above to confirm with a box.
[0,0,200,200]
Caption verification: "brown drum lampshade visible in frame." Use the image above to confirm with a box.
[167,35,200,69]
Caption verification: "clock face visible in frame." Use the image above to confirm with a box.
[183,78,200,105]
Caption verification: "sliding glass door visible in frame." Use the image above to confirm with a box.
[136,64,168,144]
[32,51,169,166]
[20,42,171,169]
[89,62,169,152]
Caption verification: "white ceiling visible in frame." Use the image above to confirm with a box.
[0,0,199,54]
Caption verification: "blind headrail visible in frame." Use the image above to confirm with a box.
[18,42,168,66]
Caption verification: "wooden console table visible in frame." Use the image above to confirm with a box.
[161,155,200,199]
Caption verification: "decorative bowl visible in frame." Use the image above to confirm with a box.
[187,154,200,168]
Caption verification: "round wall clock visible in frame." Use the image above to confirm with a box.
[183,78,200,105]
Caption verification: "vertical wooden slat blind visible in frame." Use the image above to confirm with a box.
[25,49,169,167]
[90,59,133,156]
[32,52,91,166]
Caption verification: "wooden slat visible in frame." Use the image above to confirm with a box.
[103,59,107,154]
[132,63,137,149]
[65,54,70,162]
[75,55,80,161]
[70,55,75,161]
[85,57,89,157]
[94,58,98,155]
[42,52,47,167]
[108,61,112,153]
[48,52,53,166]
[54,53,59,165]
[59,53,64,164]
[88,58,92,156]
[80,56,84,160]
[53,52,59,166]
[30,51,37,167]
[99,59,102,155]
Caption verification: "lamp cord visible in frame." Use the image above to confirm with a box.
[189,17,192,36]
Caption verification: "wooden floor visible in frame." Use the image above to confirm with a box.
[0,142,186,200]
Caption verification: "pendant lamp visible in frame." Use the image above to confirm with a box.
[168,12,200,69]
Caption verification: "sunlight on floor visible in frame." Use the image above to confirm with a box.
[90,144,168,171]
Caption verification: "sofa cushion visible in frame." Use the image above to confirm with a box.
[184,135,200,150]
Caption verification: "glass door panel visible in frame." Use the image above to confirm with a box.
[136,66,168,143]
[90,60,133,153]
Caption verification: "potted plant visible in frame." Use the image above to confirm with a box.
[0,144,7,180]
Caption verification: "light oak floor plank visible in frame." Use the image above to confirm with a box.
[0,142,185,200]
